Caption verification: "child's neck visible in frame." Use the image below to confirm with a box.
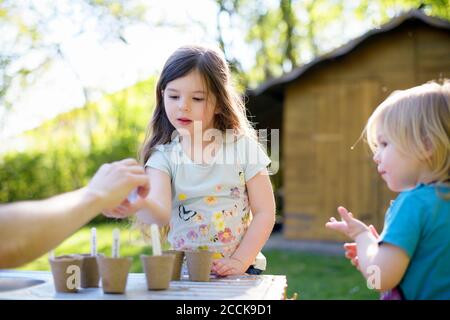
[404,170,436,191]
[179,134,221,164]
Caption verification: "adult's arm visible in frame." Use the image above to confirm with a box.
[0,158,149,268]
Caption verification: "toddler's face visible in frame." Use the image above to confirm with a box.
[372,131,425,192]
[163,69,217,137]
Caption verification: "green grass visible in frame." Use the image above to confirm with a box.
[263,249,378,300]
[16,224,378,300]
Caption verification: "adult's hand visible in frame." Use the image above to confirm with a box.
[87,158,149,212]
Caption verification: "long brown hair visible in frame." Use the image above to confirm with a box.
[139,45,256,165]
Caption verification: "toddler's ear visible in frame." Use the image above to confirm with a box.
[422,136,434,158]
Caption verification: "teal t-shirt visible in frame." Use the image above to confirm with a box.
[379,183,450,300]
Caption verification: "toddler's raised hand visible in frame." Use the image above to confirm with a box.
[344,225,379,269]
[325,206,370,240]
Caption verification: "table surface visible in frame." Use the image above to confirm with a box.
[0,270,287,300]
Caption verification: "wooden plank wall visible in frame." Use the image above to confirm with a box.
[282,23,450,241]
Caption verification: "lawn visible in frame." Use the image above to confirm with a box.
[263,250,378,300]
[16,223,378,300]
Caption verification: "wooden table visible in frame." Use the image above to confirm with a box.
[0,270,287,300]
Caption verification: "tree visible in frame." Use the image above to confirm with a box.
[0,0,148,125]
[211,0,449,88]
[355,0,450,22]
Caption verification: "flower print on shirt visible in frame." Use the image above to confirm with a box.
[192,212,204,223]
[178,193,187,201]
[239,171,245,186]
[212,211,225,231]
[174,237,185,249]
[241,211,251,227]
[212,252,224,259]
[199,224,209,236]
[222,245,235,257]
[187,230,198,241]
[198,245,210,251]
[230,187,240,199]
[215,185,223,192]
[212,211,223,222]
[214,220,225,232]
[204,196,217,205]
[218,228,235,243]
[243,190,249,211]
[222,205,238,218]
[209,234,219,243]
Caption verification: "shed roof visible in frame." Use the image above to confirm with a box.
[249,10,450,100]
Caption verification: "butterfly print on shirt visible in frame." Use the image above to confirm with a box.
[178,205,198,221]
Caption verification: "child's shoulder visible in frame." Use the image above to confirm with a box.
[230,132,261,148]
[405,183,449,197]
[226,132,264,156]
[397,183,450,209]
[152,138,180,153]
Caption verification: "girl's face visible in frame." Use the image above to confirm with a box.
[163,69,217,137]
[372,129,426,192]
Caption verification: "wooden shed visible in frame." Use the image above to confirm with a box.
[246,10,450,241]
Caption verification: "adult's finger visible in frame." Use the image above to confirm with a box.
[102,210,114,218]
[128,174,151,187]
[115,158,140,166]
[123,165,146,175]
[137,185,150,198]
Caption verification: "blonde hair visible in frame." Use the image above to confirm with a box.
[365,80,450,186]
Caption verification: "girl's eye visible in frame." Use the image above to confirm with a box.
[379,141,387,148]
[169,95,179,100]
[193,97,204,102]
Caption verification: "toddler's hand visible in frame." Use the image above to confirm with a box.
[344,225,379,270]
[212,257,248,276]
[325,206,370,240]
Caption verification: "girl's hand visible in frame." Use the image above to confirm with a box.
[102,186,148,219]
[325,206,371,240]
[344,225,379,270]
[212,257,248,276]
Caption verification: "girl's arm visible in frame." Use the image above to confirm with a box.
[233,169,276,266]
[136,168,172,226]
[214,169,276,275]
[326,206,410,291]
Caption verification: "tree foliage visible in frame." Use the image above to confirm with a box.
[214,0,449,87]
[0,0,148,117]
[0,76,156,225]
